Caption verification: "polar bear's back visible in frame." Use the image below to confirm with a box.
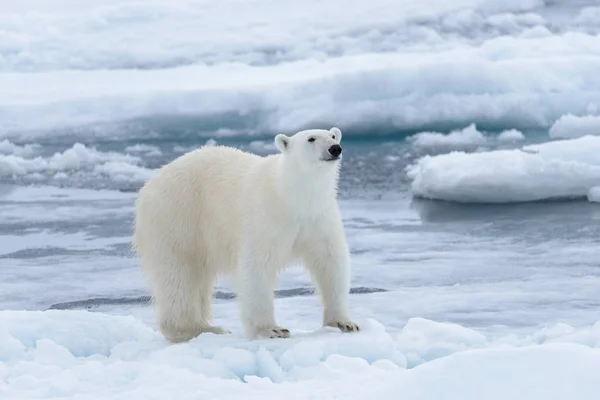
[133,145,264,275]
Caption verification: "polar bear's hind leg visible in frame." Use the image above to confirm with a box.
[143,253,230,343]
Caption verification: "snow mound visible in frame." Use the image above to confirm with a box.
[408,124,488,151]
[0,311,157,360]
[408,124,524,152]
[588,187,600,203]
[497,128,525,143]
[2,311,600,399]
[549,114,600,139]
[396,318,487,367]
[401,343,600,400]
[407,135,600,203]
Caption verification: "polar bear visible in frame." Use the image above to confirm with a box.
[132,127,359,342]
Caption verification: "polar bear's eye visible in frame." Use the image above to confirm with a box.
[308,137,315,143]
[332,134,336,139]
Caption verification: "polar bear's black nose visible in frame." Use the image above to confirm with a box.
[328,144,342,157]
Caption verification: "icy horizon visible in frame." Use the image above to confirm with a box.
[0,0,599,138]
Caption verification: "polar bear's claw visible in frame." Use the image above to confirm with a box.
[328,321,360,333]
[270,328,291,338]
[251,326,292,339]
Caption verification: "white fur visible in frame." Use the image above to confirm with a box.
[132,127,359,342]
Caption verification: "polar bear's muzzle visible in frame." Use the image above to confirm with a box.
[324,144,342,161]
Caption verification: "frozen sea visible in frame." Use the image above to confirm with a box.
[1,0,600,399]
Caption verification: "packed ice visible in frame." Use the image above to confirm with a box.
[1,311,600,399]
[407,135,600,203]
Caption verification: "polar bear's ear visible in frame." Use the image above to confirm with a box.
[275,134,290,153]
[330,127,342,143]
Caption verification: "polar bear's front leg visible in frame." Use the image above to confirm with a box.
[236,252,291,340]
[301,218,360,333]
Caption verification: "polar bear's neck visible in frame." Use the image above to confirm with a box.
[277,157,340,215]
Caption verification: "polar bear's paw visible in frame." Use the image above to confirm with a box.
[327,321,360,333]
[162,325,230,343]
[256,326,291,339]
[203,326,232,335]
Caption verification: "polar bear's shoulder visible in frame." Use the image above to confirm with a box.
[195,144,261,159]
[171,144,267,169]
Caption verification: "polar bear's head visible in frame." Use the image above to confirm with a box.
[274,127,343,166]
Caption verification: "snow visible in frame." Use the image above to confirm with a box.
[407,135,600,203]
[3,39,600,139]
[401,344,600,400]
[497,128,525,143]
[396,318,487,367]
[1,310,600,399]
[408,124,488,151]
[588,187,600,203]
[0,142,152,188]
[0,0,564,72]
[1,0,600,138]
[407,124,524,151]
[549,114,600,139]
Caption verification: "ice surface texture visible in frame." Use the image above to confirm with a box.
[2,311,600,399]
[1,0,600,138]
